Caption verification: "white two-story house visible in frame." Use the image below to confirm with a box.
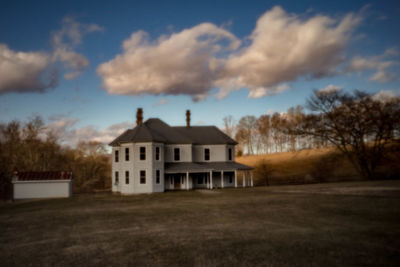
[109,108,253,194]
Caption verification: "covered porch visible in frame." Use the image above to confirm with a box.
[164,162,254,190]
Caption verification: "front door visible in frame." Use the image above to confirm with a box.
[174,175,181,189]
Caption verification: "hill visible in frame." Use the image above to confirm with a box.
[236,147,399,186]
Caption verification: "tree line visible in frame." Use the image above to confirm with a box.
[0,89,398,199]
[0,117,111,199]
[225,105,327,155]
[226,89,400,179]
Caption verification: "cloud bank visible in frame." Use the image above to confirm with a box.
[97,23,240,101]
[52,16,103,80]
[46,116,131,147]
[0,45,57,94]
[0,17,102,95]
[345,48,399,83]
[218,6,361,98]
[98,6,374,100]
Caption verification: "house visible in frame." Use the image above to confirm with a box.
[109,108,253,194]
[12,171,73,199]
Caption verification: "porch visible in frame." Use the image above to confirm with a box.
[164,162,254,190]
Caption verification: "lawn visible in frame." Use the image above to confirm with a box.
[1,180,400,266]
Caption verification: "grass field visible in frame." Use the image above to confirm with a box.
[236,148,400,185]
[1,180,400,266]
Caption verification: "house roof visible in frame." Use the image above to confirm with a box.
[109,118,237,146]
[173,126,237,145]
[15,171,73,181]
[200,162,253,171]
[165,162,253,173]
[165,162,213,173]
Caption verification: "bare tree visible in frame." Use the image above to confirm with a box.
[271,113,287,152]
[292,89,400,179]
[257,115,271,153]
[236,115,258,155]
[0,117,112,199]
[222,115,236,139]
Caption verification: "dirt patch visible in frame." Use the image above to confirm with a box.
[196,189,220,194]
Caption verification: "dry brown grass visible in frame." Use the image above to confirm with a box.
[237,148,361,186]
[1,180,400,266]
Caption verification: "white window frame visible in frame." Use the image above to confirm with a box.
[156,170,160,184]
[204,148,210,161]
[140,170,146,184]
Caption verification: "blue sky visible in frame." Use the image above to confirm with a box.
[0,0,399,146]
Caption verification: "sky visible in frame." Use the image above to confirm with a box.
[1,0,399,147]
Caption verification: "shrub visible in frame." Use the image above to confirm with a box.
[254,160,273,186]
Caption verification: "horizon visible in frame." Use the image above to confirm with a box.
[1,0,399,147]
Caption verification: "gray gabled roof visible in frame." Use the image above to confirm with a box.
[109,118,237,146]
[173,126,237,145]
[109,118,192,146]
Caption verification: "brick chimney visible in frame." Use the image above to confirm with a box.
[136,108,143,125]
[186,110,191,127]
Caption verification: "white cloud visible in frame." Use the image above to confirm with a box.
[45,116,131,147]
[0,17,102,95]
[98,6,363,100]
[153,99,168,107]
[0,44,57,94]
[247,84,290,98]
[219,6,361,97]
[52,16,103,80]
[346,48,398,83]
[97,23,240,100]
[318,84,342,94]
[372,90,398,102]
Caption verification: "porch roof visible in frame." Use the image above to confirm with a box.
[164,162,212,173]
[201,162,253,171]
[164,161,253,174]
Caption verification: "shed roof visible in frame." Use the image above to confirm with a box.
[15,171,73,181]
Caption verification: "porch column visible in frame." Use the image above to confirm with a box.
[243,171,246,187]
[186,172,189,190]
[210,171,213,189]
[234,170,238,188]
[251,171,254,187]
[221,171,224,188]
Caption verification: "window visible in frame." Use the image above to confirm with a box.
[125,147,129,161]
[198,177,203,184]
[204,148,210,161]
[140,170,146,184]
[115,150,119,162]
[156,147,160,160]
[156,170,160,184]
[140,147,146,160]
[115,171,119,185]
[125,171,129,184]
[228,148,232,161]
[174,148,180,161]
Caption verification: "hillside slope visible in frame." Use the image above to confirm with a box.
[236,147,399,186]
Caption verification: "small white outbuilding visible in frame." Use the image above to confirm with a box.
[12,171,73,199]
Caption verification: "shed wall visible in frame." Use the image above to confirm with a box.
[13,180,72,199]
